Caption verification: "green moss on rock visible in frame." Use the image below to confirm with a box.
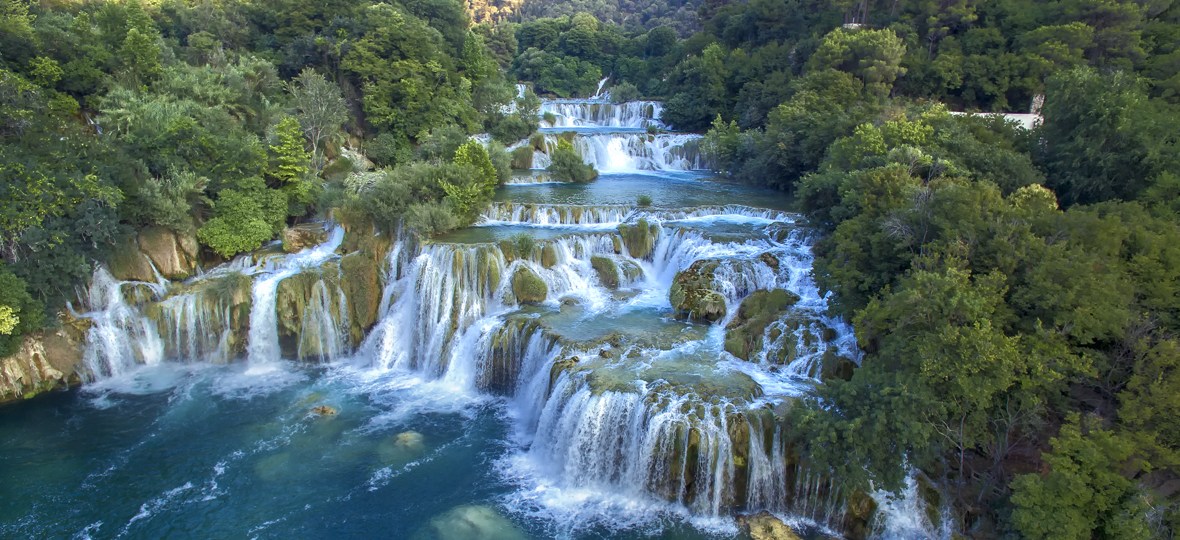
[590,256,620,289]
[512,267,547,304]
[617,218,660,260]
[669,259,727,323]
[724,289,801,361]
[541,244,558,268]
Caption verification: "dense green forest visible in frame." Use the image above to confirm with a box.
[3,0,1180,537]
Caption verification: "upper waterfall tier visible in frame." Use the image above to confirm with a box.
[529,132,704,172]
[540,100,665,130]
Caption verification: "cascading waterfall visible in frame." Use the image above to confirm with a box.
[78,267,166,380]
[480,202,633,226]
[532,132,705,172]
[246,226,345,367]
[54,89,948,539]
[540,100,665,129]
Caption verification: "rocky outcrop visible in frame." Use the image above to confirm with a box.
[724,289,800,361]
[275,264,346,360]
[669,259,727,323]
[590,256,619,289]
[512,267,547,304]
[617,218,659,260]
[137,226,199,280]
[0,313,90,402]
[108,234,157,283]
[738,512,803,540]
[340,252,382,344]
[282,223,329,253]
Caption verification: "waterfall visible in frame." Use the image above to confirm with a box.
[245,226,344,367]
[78,267,166,380]
[480,202,633,226]
[531,132,704,172]
[540,101,665,129]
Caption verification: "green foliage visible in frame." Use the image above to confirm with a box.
[1010,414,1144,540]
[609,81,640,103]
[637,194,652,207]
[1038,67,1180,205]
[511,232,535,259]
[197,177,286,258]
[289,68,348,161]
[546,139,597,182]
[0,264,45,357]
[808,28,907,98]
[271,116,311,185]
[139,169,208,233]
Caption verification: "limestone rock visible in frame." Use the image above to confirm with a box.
[540,244,558,268]
[340,252,381,344]
[724,289,801,361]
[311,405,337,416]
[108,235,156,282]
[417,505,529,540]
[282,223,329,253]
[0,313,89,402]
[669,259,727,323]
[137,226,197,280]
[738,512,802,540]
[511,267,547,304]
[590,256,620,289]
[617,218,660,260]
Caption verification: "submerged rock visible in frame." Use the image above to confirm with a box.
[511,267,547,304]
[669,259,727,323]
[590,256,620,289]
[311,405,337,416]
[413,505,528,540]
[738,512,803,540]
[724,289,800,361]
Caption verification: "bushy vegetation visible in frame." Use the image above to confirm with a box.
[0,0,531,348]
[546,139,598,182]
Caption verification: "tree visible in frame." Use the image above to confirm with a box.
[1010,414,1145,540]
[289,68,348,163]
[547,139,597,182]
[1038,67,1180,204]
[197,177,286,258]
[808,27,907,98]
[0,265,44,357]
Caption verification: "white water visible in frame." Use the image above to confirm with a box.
[67,95,939,539]
[246,226,345,369]
[531,132,704,172]
[541,101,665,129]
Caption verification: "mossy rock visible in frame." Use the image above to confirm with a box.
[340,252,381,345]
[529,132,547,151]
[618,259,644,285]
[819,350,856,381]
[617,218,660,260]
[108,234,156,283]
[510,146,534,169]
[669,259,727,323]
[724,289,801,361]
[511,267,547,304]
[590,256,620,289]
[275,265,345,359]
[498,239,517,262]
[843,490,879,540]
[540,244,558,269]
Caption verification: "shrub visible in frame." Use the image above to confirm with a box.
[547,139,598,183]
[512,232,536,259]
[637,194,653,207]
[511,146,535,169]
[197,177,286,258]
[610,81,640,104]
[0,266,46,357]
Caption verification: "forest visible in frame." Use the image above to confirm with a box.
[2,0,1179,538]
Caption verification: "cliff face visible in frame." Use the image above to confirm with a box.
[0,314,90,403]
